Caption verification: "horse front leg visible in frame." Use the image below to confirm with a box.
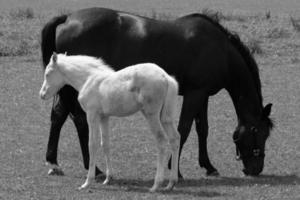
[168,90,204,179]
[195,95,219,176]
[99,116,112,185]
[78,111,99,190]
[46,95,68,176]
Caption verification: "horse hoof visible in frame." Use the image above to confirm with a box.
[48,168,64,176]
[206,170,219,177]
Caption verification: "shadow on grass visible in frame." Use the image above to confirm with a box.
[177,174,300,187]
[93,177,227,197]
[92,174,299,196]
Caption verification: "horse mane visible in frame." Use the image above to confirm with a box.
[57,54,115,72]
[187,13,263,106]
[191,14,275,129]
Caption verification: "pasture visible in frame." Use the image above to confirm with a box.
[0,0,299,199]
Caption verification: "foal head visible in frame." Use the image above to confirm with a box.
[233,103,273,176]
[39,52,65,100]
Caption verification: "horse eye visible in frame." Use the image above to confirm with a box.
[251,126,258,133]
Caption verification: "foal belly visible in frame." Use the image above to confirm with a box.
[100,88,141,117]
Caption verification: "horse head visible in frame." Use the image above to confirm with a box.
[233,103,273,176]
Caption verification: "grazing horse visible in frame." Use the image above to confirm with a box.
[39,53,180,192]
[41,7,273,178]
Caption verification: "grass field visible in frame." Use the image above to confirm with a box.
[0,0,299,199]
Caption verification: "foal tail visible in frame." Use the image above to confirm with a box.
[41,14,68,68]
[160,75,179,122]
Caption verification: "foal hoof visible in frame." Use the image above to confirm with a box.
[48,167,64,176]
[164,180,176,191]
[206,170,219,177]
[103,176,112,185]
[78,183,88,191]
[149,186,158,193]
[149,181,163,193]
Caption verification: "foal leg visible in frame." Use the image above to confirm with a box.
[46,95,68,176]
[145,113,167,192]
[71,104,104,177]
[79,111,99,190]
[99,116,112,185]
[161,121,180,191]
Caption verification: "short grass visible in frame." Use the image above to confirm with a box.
[0,1,299,199]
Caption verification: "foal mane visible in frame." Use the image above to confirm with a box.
[57,54,115,72]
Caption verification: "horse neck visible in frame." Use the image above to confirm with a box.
[57,60,98,92]
[226,64,263,124]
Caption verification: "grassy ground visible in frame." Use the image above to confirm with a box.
[0,1,299,199]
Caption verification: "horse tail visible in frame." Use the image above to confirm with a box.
[41,14,68,68]
[160,75,179,123]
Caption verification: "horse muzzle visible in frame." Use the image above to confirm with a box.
[242,157,264,176]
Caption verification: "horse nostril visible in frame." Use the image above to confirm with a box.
[253,149,260,157]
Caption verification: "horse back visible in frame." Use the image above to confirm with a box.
[55,8,121,58]
[54,7,232,95]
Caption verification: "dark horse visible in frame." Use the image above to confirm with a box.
[41,7,273,177]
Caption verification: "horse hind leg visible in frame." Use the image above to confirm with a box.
[144,113,168,192]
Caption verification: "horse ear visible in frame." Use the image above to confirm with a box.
[52,52,57,63]
[64,52,67,56]
[262,103,272,118]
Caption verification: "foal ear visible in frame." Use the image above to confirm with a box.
[52,52,57,63]
[262,103,272,118]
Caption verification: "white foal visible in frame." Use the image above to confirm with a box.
[39,53,180,192]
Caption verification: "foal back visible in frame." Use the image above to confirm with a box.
[97,63,178,117]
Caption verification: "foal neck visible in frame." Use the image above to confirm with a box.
[56,55,113,92]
